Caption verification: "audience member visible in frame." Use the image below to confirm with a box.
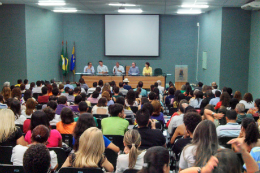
[87,82,97,95]
[189,90,203,108]
[119,82,128,95]
[21,98,36,119]
[235,103,254,124]
[123,78,132,90]
[29,82,35,91]
[37,86,49,103]
[138,146,169,173]
[47,84,53,96]
[0,94,7,109]
[56,96,70,115]
[179,120,219,170]
[67,89,75,102]
[125,89,138,107]
[151,100,165,124]
[209,90,221,106]
[24,111,62,147]
[12,125,58,170]
[136,109,166,149]
[46,101,60,126]
[116,129,146,173]
[11,87,22,101]
[116,96,135,124]
[112,87,120,102]
[61,86,69,97]
[230,98,239,110]
[0,109,26,146]
[102,103,129,135]
[234,90,242,101]
[157,80,164,93]
[172,112,202,155]
[24,79,30,90]
[92,97,109,115]
[56,107,76,134]
[102,90,114,106]
[247,98,260,118]
[23,144,51,173]
[10,99,26,125]
[87,91,99,103]
[23,90,33,102]
[64,80,74,89]
[1,86,11,101]
[240,92,255,109]
[32,81,42,93]
[216,110,241,137]
[215,92,231,110]
[134,81,147,97]
[62,127,114,172]
[79,78,89,92]
[70,95,82,113]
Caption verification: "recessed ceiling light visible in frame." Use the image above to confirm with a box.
[109,3,136,7]
[177,9,202,14]
[38,1,66,6]
[118,9,143,13]
[53,9,78,13]
[0,2,2,5]
[181,4,209,8]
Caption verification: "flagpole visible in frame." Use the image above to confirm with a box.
[73,41,75,82]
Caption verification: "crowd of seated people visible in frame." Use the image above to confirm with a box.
[1,78,260,173]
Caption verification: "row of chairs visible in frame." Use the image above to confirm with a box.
[0,165,139,173]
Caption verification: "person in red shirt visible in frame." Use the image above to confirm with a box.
[38,87,49,104]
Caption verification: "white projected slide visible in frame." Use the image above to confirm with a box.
[105,15,159,56]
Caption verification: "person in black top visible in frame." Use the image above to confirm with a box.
[0,109,26,146]
[136,108,166,150]
[172,112,202,158]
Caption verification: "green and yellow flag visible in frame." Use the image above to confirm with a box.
[59,41,69,76]
[64,41,69,75]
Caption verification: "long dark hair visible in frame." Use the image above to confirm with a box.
[29,82,35,91]
[10,99,21,119]
[24,90,32,102]
[73,113,96,151]
[138,146,169,173]
[220,92,231,107]
[241,118,259,146]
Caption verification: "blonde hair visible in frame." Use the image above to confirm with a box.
[74,127,105,168]
[25,98,36,116]
[0,109,17,143]
[124,129,142,169]
[102,83,111,93]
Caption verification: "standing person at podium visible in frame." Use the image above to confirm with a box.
[83,62,95,74]
[128,62,140,76]
[113,62,125,75]
[97,60,109,74]
[142,62,152,76]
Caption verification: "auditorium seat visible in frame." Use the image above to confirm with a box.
[105,148,118,171]
[59,167,104,173]
[61,134,73,148]
[49,147,69,171]
[104,135,124,151]
[93,114,109,129]
[154,68,162,76]
[0,165,24,173]
[0,146,13,164]
[123,169,139,173]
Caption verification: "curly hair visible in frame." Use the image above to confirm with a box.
[1,86,11,101]
[242,118,259,146]
[183,112,202,133]
[11,87,21,100]
[23,144,50,173]
[220,92,231,107]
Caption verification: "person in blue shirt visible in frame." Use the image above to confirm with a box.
[128,62,140,75]
[133,81,147,97]
[63,80,74,89]
[72,113,120,153]
[0,94,7,109]
[123,78,132,90]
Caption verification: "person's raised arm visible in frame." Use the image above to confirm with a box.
[102,157,114,172]
[107,142,120,153]
[204,109,224,123]
[228,138,259,173]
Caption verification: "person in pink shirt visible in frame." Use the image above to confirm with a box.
[24,111,62,147]
[87,91,99,104]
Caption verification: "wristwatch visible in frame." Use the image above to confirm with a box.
[197,167,202,173]
[211,112,215,117]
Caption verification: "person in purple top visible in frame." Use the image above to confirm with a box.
[150,100,165,124]
[55,96,72,115]
[70,95,82,113]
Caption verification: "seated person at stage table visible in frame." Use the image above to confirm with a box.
[97,60,109,74]
[83,62,95,74]
[113,62,125,75]
[142,62,152,76]
[128,62,140,75]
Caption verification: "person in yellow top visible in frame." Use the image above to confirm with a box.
[142,62,152,76]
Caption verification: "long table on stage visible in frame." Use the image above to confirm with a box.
[80,74,166,89]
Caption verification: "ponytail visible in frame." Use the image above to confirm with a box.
[245,122,259,146]
[123,130,141,169]
[128,144,139,169]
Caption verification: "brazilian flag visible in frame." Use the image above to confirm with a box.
[59,41,69,76]
[64,42,69,75]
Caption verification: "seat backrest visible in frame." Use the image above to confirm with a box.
[218,137,235,149]
[0,146,13,164]
[105,148,118,171]
[0,165,24,173]
[104,135,124,151]
[61,134,73,148]
[123,169,139,173]
[91,103,97,107]
[51,125,56,129]
[16,124,23,131]
[48,147,69,171]
[93,114,109,119]
[59,167,104,173]
[125,66,131,75]
[169,107,178,116]
[154,68,162,76]
[32,93,40,101]
[130,106,138,114]
[36,104,43,110]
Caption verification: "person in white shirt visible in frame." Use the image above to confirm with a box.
[97,60,109,74]
[24,79,30,90]
[83,62,95,74]
[113,62,125,75]
[239,93,255,110]
[116,129,146,173]
[11,125,58,171]
[32,81,43,94]
[11,99,26,125]
[157,80,164,93]
[87,82,97,95]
